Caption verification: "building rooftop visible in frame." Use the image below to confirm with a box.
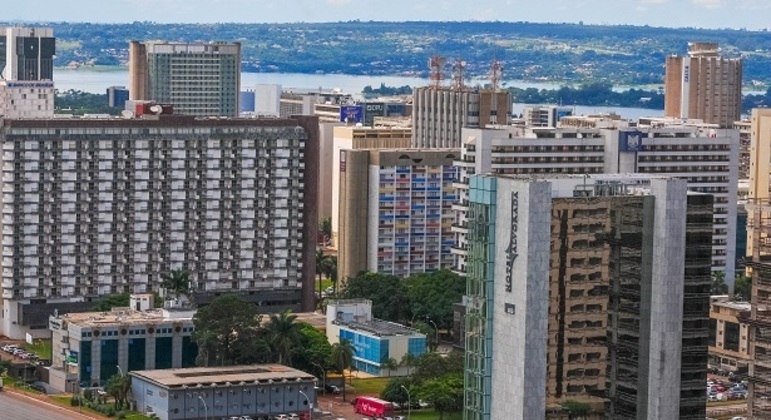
[336,318,421,337]
[711,296,751,312]
[129,364,315,388]
[53,307,194,328]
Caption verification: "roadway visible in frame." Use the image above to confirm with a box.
[0,390,99,420]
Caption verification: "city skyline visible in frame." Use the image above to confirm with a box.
[6,0,771,31]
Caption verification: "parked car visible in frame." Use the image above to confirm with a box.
[325,384,341,394]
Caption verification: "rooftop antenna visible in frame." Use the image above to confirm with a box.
[452,58,466,91]
[428,55,446,89]
[490,59,503,92]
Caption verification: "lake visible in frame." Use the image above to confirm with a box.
[53,67,664,120]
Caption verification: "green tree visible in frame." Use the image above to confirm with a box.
[330,339,355,402]
[417,373,464,420]
[320,218,332,244]
[380,377,412,405]
[735,273,752,301]
[192,295,261,366]
[381,356,399,377]
[712,271,729,295]
[400,353,417,376]
[413,320,438,352]
[342,272,410,323]
[291,323,333,377]
[104,373,131,410]
[322,256,338,294]
[264,310,302,365]
[406,270,465,333]
[412,351,463,384]
[161,268,191,302]
[92,293,130,311]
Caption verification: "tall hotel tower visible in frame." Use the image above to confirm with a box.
[0,115,319,339]
[0,27,55,119]
[129,41,241,117]
[664,42,742,128]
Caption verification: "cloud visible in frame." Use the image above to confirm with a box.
[691,0,724,8]
[639,0,668,4]
[326,0,352,5]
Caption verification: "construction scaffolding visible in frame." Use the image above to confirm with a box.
[746,199,771,419]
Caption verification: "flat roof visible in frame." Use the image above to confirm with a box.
[130,364,315,388]
[55,308,194,329]
[340,318,422,337]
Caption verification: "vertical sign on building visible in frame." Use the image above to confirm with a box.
[680,60,691,119]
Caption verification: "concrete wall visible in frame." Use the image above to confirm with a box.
[490,179,550,420]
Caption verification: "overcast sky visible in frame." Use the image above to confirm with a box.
[6,0,771,30]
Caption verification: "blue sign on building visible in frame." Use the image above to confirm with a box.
[340,105,364,123]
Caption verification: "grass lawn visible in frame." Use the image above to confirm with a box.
[315,278,334,292]
[23,338,53,360]
[350,377,391,396]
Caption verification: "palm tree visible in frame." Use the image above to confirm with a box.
[323,256,338,295]
[330,339,355,402]
[265,310,302,365]
[105,373,131,410]
[161,269,191,304]
[381,356,398,377]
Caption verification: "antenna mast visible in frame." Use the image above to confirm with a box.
[452,58,466,91]
[428,55,446,89]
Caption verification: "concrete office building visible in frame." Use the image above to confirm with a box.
[0,115,319,339]
[462,174,711,420]
[130,364,316,420]
[453,123,738,286]
[254,84,281,117]
[48,299,197,390]
[129,41,240,117]
[330,126,412,244]
[523,105,574,128]
[411,86,510,148]
[708,296,751,375]
[107,86,129,109]
[747,108,771,258]
[336,148,458,281]
[326,299,427,376]
[664,42,742,128]
[0,27,55,119]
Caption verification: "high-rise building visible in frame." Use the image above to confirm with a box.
[411,86,510,148]
[522,105,574,128]
[254,84,281,117]
[664,42,742,128]
[336,149,458,281]
[0,27,55,119]
[330,126,412,245]
[106,85,129,109]
[746,107,771,417]
[0,115,319,339]
[462,174,711,420]
[128,41,241,117]
[453,123,738,287]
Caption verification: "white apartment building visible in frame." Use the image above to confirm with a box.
[0,27,55,119]
[0,116,319,339]
[453,123,738,285]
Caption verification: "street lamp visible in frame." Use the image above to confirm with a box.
[299,389,312,420]
[116,365,124,377]
[197,394,208,420]
[400,385,411,420]
[311,361,326,394]
[426,319,439,349]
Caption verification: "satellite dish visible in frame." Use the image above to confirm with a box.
[149,105,163,114]
[121,110,135,119]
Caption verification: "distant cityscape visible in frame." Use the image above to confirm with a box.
[0,21,769,420]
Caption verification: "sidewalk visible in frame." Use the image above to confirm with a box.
[5,388,105,420]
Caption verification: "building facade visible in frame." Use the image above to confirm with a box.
[664,42,742,128]
[523,105,574,128]
[453,124,738,287]
[747,108,771,258]
[130,364,316,420]
[330,126,412,245]
[0,115,319,339]
[48,303,197,390]
[129,41,241,117]
[462,175,711,420]
[708,296,751,374]
[326,299,427,377]
[411,86,510,148]
[336,149,458,281]
[0,27,55,119]
[107,86,130,109]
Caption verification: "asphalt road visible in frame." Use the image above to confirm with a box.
[0,391,97,420]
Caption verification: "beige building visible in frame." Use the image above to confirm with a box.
[746,108,771,258]
[0,27,55,119]
[664,42,742,128]
[411,86,510,148]
[330,126,412,246]
[709,296,751,374]
[336,149,457,281]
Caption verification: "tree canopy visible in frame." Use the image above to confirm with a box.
[341,272,410,323]
[406,270,465,331]
[192,294,262,366]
